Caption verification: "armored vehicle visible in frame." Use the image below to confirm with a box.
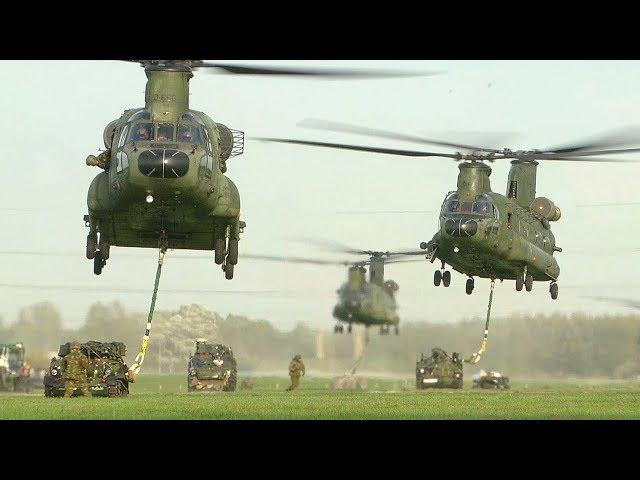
[416,347,463,389]
[44,341,131,397]
[472,370,510,389]
[187,339,237,392]
[0,343,34,392]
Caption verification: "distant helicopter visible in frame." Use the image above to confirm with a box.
[244,240,423,335]
[83,61,432,279]
[258,120,640,299]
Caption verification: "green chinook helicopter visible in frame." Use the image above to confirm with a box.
[244,241,424,335]
[259,120,640,299]
[84,61,429,279]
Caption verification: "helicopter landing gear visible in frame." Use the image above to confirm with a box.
[515,274,524,292]
[442,270,451,287]
[214,238,226,265]
[394,325,399,335]
[466,277,474,295]
[86,233,97,260]
[227,238,239,265]
[525,273,533,292]
[334,324,344,334]
[98,233,110,260]
[380,325,392,335]
[93,251,106,275]
[223,262,234,280]
[347,323,352,334]
[434,270,442,286]
[435,263,451,287]
[550,282,558,300]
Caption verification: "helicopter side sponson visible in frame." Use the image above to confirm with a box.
[431,191,560,282]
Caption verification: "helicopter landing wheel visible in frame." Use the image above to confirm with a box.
[347,324,352,334]
[515,275,524,292]
[394,325,399,335]
[550,282,558,300]
[466,278,474,295]
[224,262,234,280]
[98,234,110,260]
[214,238,226,265]
[525,274,533,292]
[93,251,105,275]
[442,270,451,287]
[434,270,442,287]
[227,239,239,265]
[86,233,97,260]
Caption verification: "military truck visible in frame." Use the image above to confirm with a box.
[187,339,237,392]
[44,341,132,397]
[416,347,463,389]
[472,370,510,389]
[0,343,34,393]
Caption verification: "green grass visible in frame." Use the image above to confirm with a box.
[2,375,639,419]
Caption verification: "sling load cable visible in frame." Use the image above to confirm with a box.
[465,278,496,365]
[128,237,168,380]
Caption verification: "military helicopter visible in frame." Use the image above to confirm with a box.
[244,240,424,335]
[258,120,640,299]
[83,61,431,279]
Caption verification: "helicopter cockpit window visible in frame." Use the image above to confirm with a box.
[177,124,204,144]
[129,111,151,122]
[442,194,495,218]
[156,123,174,142]
[129,123,155,142]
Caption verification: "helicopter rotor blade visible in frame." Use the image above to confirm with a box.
[525,153,637,163]
[587,296,640,310]
[0,283,279,295]
[255,138,461,159]
[541,127,640,154]
[195,63,438,79]
[298,119,505,153]
[241,253,351,266]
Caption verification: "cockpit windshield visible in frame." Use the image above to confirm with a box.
[128,123,155,142]
[442,193,495,218]
[177,124,204,144]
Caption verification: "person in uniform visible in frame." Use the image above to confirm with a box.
[61,342,92,398]
[286,354,305,391]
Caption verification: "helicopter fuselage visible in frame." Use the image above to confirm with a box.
[333,277,399,327]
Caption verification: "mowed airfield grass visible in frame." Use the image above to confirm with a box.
[2,375,639,420]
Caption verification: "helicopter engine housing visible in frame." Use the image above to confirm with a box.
[530,197,561,222]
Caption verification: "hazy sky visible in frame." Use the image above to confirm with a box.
[0,60,638,330]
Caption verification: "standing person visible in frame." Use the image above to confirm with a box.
[62,342,92,398]
[286,354,305,391]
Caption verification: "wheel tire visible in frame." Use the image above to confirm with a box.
[44,386,54,397]
[465,278,474,295]
[515,275,523,291]
[93,251,104,275]
[348,324,352,333]
[442,270,451,287]
[434,270,442,287]
[86,234,97,259]
[99,241,110,260]
[525,274,533,292]
[214,238,226,265]
[227,239,239,265]
[224,262,234,280]
[550,282,559,300]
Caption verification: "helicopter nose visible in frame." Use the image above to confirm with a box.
[444,219,478,237]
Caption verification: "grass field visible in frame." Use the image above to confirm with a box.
[1,375,639,419]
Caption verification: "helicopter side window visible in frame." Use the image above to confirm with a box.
[472,201,492,216]
[156,124,174,142]
[177,124,204,144]
[116,151,129,173]
[199,155,213,178]
[117,125,129,149]
[129,123,155,142]
[444,200,460,213]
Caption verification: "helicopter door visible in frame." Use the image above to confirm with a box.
[115,125,130,174]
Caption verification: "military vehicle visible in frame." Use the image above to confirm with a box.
[331,356,367,390]
[260,120,640,299]
[83,61,430,279]
[472,369,510,389]
[187,339,237,392]
[244,240,423,336]
[0,343,34,393]
[44,341,131,397]
[416,347,463,389]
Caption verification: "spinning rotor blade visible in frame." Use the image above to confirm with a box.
[241,253,350,266]
[0,283,279,295]
[542,127,640,154]
[517,153,637,163]
[256,138,460,159]
[195,62,437,78]
[588,296,640,311]
[298,119,504,153]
